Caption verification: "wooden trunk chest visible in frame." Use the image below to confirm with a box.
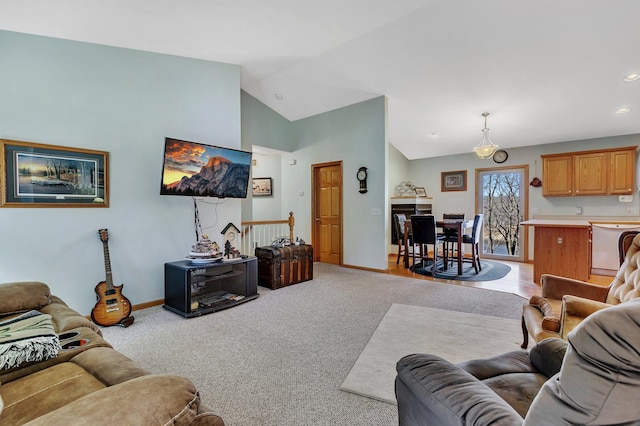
[255,245,313,289]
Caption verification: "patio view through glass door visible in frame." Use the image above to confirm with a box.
[476,166,528,262]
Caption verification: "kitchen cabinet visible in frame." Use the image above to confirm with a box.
[542,154,573,196]
[574,151,608,195]
[609,149,635,194]
[541,146,636,197]
[521,220,591,283]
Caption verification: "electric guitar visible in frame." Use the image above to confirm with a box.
[91,229,133,327]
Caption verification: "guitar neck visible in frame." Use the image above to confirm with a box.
[102,241,114,290]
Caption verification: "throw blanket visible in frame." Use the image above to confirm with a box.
[0,310,59,370]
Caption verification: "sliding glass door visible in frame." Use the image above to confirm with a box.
[476,166,528,262]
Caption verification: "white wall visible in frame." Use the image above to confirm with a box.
[250,153,282,221]
[0,31,243,314]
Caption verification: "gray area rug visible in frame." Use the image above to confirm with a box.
[412,259,511,281]
[340,304,524,404]
[101,263,527,426]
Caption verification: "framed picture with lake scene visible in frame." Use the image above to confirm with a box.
[441,170,467,192]
[0,139,109,207]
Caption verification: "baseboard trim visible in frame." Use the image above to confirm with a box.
[132,299,164,311]
[342,264,388,274]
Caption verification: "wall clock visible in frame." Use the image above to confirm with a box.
[493,150,508,164]
[357,167,368,194]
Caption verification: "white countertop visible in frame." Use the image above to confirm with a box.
[520,219,591,227]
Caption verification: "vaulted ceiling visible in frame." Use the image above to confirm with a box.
[1,0,639,159]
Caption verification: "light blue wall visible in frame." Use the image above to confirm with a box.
[289,97,388,269]
[0,31,242,314]
[242,93,388,270]
[240,90,291,222]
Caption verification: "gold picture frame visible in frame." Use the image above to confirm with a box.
[441,170,467,192]
[0,139,109,207]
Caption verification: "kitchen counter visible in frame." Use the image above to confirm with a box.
[522,220,591,283]
[521,219,590,228]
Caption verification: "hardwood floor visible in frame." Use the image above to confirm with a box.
[387,254,611,299]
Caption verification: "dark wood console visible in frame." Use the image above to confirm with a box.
[163,257,258,318]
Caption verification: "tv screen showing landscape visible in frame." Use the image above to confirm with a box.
[160,137,252,198]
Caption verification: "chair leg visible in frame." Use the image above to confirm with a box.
[471,245,479,274]
[396,240,402,265]
[521,315,529,349]
[432,244,438,275]
[475,243,482,271]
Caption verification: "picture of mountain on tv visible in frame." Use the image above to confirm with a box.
[160,137,252,198]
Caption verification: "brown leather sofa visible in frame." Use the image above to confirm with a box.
[521,230,640,348]
[395,299,640,425]
[0,281,224,425]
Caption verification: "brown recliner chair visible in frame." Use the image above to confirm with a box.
[521,230,640,348]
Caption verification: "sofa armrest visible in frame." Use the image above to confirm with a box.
[562,295,611,318]
[396,354,523,426]
[540,274,609,301]
[23,374,224,426]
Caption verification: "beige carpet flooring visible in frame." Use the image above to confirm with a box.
[101,263,527,426]
[340,304,525,404]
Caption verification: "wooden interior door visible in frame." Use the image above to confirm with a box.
[312,162,342,264]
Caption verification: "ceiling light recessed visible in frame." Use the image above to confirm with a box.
[616,107,632,114]
[429,132,439,137]
[274,93,283,100]
[623,73,640,82]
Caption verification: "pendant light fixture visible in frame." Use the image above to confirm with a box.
[472,112,499,159]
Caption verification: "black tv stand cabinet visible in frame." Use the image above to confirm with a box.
[163,257,258,318]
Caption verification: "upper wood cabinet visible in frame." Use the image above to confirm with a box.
[609,149,635,194]
[542,146,637,197]
[542,154,573,196]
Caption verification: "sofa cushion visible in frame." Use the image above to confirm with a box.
[0,362,106,425]
[0,326,112,385]
[0,282,51,316]
[23,374,220,426]
[0,311,59,370]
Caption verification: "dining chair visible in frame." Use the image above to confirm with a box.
[441,213,466,265]
[410,214,446,274]
[393,213,413,265]
[461,214,484,274]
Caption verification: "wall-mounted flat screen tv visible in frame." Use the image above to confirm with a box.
[160,137,252,198]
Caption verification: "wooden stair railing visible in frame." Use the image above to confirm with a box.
[240,212,295,255]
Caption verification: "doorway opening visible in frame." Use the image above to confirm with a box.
[476,165,529,262]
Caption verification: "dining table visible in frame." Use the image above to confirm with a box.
[403,218,475,275]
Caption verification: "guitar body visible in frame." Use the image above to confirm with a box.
[92,229,134,327]
[91,280,132,326]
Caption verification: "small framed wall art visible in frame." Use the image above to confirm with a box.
[441,170,467,192]
[252,177,272,196]
[0,139,109,207]
[414,187,427,196]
